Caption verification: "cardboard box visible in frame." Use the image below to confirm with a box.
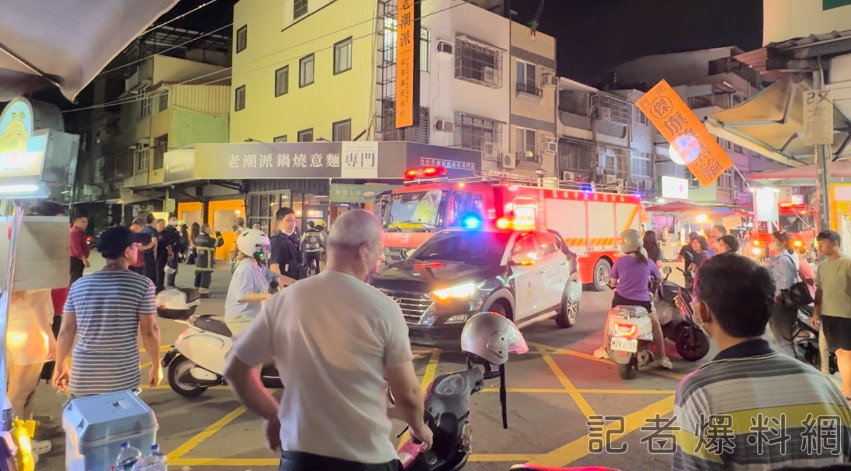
[0,216,69,291]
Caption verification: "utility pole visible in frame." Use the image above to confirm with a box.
[813,62,832,233]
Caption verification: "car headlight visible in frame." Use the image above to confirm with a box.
[432,282,478,301]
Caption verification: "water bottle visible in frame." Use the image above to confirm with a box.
[115,441,142,471]
[133,444,167,470]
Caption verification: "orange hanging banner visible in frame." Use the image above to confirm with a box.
[395,0,418,128]
[637,80,732,187]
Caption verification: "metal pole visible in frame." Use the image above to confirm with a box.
[0,203,25,431]
[814,62,832,233]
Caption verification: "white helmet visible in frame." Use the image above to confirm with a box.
[619,229,642,254]
[237,228,271,261]
[460,312,528,365]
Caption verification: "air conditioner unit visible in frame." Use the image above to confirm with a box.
[482,67,495,83]
[604,174,618,185]
[437,40,453,54]
[545,141,557,153]
[435,119,454,133]
[600,108,612,120]
[482,142,496,160]
[499,153,516,169]
[541,73,559,87]
[562,171,575,181]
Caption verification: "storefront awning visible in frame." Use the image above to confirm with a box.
[704,77,851,167]
[748,159,851,186]
[0,0,178,102]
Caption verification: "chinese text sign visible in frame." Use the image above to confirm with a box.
[395,0,418,128]
[803,89,834,146]
[638,80,732,187]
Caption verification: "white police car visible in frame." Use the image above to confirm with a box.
[372,226,582,348]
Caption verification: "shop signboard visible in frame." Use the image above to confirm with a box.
[330,183,401,203]
[660,176,689,200]
[803,89,834,146]
[193,142,343,179]
[0,99,48,184]
[342,141,379,179]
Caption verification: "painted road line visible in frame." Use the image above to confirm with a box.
[480,388,676,395]
[527,342,611,365]
[398,348,442,452]
[538,348,597,419]
[168,406,247,460]
[524,394,675,467]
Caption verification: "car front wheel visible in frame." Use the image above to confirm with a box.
[555,281,580,328]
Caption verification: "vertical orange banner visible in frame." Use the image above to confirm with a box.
[395,0,415,128]
[637,80,732,187]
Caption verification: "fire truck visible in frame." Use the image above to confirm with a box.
[749,202,817,260]
[376,166,643,291]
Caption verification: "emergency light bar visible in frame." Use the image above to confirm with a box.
[403,166,448,180]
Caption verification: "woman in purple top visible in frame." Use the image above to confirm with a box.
[594,230,673,369]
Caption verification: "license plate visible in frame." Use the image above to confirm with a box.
[611,337,637,353]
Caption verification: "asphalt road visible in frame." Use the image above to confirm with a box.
[35,255,712,470]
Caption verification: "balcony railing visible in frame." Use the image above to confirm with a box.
[516,83,543,97]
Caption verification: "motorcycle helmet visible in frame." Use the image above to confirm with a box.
[460,312,528,365]
[237,228,271,263]
[619,229,642,254]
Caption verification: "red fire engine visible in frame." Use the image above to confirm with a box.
[749,202,817,259]
[377,166,644,291]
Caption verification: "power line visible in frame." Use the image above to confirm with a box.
[142,0,221,35]
[63,0,468,114]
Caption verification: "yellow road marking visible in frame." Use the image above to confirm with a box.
[524,394,675,467]
[140,362,151,369]
[168,406,247,459]
[398,348,442,452]
[526,342,611,364]
[169,458,279,466]
[481,388,676,395]
[538,347,597,419]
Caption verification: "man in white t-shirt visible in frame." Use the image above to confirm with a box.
[224,210,432,471]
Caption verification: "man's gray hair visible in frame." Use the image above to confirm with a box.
[328,210,381,250]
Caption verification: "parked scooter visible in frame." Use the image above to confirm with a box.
[156,288,282,397]
[397,312,528,470]
[793,304,838,375]
[656,267,709,362]
[604,304,656,379]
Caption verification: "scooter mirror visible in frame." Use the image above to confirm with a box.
[663,266,672,275]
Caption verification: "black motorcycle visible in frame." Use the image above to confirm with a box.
[792,304,838,375]
[655,267,709,362]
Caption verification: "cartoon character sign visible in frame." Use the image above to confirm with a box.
[0,111,29,154]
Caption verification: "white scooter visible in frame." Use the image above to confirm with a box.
[604,305,656,379]
[156,288,281,397]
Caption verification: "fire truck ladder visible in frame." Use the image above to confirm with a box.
[405,171,640,194]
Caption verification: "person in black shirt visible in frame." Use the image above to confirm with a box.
[154,218,180,292]
[679,232,699,273]
[643,230,662,266]
[140,214,159,286]
[270,207,302,285]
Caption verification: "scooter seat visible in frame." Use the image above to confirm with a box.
[192,315,233,337]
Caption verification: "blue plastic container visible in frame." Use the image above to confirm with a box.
[62,390,158,471]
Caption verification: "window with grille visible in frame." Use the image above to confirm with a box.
[633,107,648,125]
[516,128,536,159]
[455,37,502,88]
[333,119,351,141]
[298,129,313,142]
[559,140,595,173]
[379,100,430,143]
[718,169,734,189]
[420,28,430,72]
[158,91,169,112]
[516,61,539,96]
[300,54,314,87]
[294,0,308,19]
[631,151,652,177]
[275,66,289,96]
[153,135,168,169]
[235,85,246,111]
[334,38,352,74]
[136,149,149,174]
[274,135,287,143]
[236,25,247,53]
[454,112,502,153]
[596,95,630,124]
[140,98,151,118]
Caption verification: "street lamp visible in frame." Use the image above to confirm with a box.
[668,146,686,166]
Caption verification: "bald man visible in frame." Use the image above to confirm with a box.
[224,210,432,470]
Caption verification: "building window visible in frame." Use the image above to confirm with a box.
[153,134,168,170]
[140,98,151,118]
[454,112,502,153]
[631,151,652,177]
[420,28,430,72]
[633,107,648,125]
[298,128,313,142]
[299,54,314,87]
[688,170,700,189]
[135,149,149,174]
[379,100,430,143]
[516,61,539,96]
[332,119,352,141]
[273,135,288,143]
[158,91,169,112]
[334,38,352,74]
[235,85,246,111]
[275,66,289,97]
[516,128,536,160]
[236,25,247,53]
[718,169,734,189]
[294,0,308,19]
[455,37,503,88]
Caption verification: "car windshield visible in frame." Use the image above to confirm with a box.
[409,231,511,266]
[383,190,447,230]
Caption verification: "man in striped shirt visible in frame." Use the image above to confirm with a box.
[673,253,851,470]
[53,226,162,397]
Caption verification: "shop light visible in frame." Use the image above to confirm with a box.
[0,184,39,194]
[695,214,709,224]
